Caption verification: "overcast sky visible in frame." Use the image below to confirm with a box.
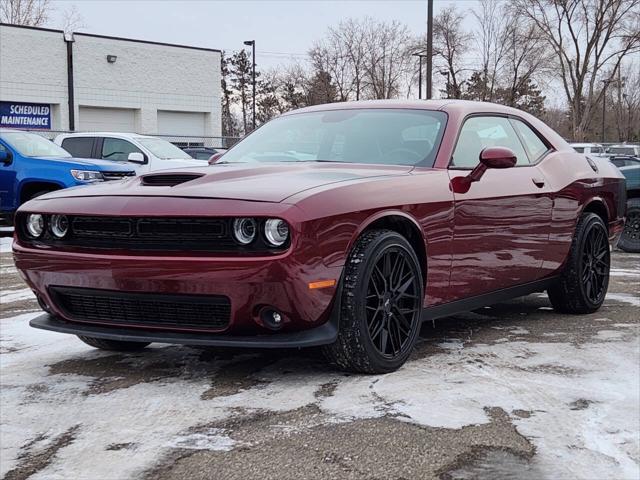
[49,0,482,70]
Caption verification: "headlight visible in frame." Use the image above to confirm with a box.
[233,218,257,245]
[50,214,69,238]
[70,170,104,182]
[26,214,44,238]
[264,219,289,246]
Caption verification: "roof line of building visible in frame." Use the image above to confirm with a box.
[0,22,221,53]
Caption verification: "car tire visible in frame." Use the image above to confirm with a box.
[77,335,150,352]
[547,212,610,314]
[323,229,424,373]
[617,198,640,253]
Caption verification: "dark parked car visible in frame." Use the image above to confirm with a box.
[14,100,625,373]
[182,147,226,161]
[615,160,640,253]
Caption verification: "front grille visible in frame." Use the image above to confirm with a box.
[50,286,231,331]
[16,215,290,253]
[102,171,136,181]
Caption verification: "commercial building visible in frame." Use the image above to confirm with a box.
[0,23,222,140]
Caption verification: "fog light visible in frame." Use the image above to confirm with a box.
[26,214,44,238]
[233,218,257,245]
[260,307,284,330]
[50,214,69,238]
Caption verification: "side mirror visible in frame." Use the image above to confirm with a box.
[0,150,12,166]
[451,147,517,193]
[127,152,145,163]
[208,152,224,165]
[479,146,517,169]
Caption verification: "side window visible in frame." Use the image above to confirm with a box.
[573,147,585,153]
[61,137,94,158]
[452,116,529,168]
[101,138,142,161]
[511,119,549,162]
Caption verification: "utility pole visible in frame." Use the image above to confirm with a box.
[426,0,434,99]
[243,40,256,130]
[601,80,608,145]
[412,53,427,99]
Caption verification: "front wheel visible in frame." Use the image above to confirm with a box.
[548,212,610,314]
[618,198,640,253]
[323,229,424,373]
[77,335,150,352]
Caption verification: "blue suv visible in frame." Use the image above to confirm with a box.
[0,129,135,225]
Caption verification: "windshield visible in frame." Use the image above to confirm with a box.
[0,131,71,158]
[607,146,636,156]
[137,138,193,160]
[220,109,447,167]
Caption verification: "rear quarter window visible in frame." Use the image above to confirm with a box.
[62,137,95,158]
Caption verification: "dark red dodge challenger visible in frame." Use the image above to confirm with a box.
[14,100,626,373]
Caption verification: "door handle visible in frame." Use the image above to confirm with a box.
[532,177,545,188]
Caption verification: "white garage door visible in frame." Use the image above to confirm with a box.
[79,107,136,132]
[158,110,206,136]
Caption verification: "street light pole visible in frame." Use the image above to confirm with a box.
[244,40,256,130]
[412,53,425,99]
[602,80,608,144]
[426,0,434,99]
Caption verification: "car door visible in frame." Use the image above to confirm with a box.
[60,137,96,159]
[100,137,149,173]
[0,140,17,213]
[447,115,553,299]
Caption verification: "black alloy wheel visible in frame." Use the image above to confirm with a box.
[618,198,640,253]
[366,247,422,358]
[580,222,609,305]
[323,229,424,373]
[548,212,610,314]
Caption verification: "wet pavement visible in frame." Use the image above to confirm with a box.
[1,245,638,480]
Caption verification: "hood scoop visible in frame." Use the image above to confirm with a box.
[141,173,204,187]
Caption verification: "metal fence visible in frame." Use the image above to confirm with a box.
[22,129,242,149]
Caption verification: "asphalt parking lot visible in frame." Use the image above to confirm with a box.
[1,239,638,480]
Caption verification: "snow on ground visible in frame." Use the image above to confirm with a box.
[0,236,13,254]
[1,308,638,480]
[1,288,36,303]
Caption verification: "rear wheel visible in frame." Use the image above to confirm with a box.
[77,336,150,352]
[323,229,424,373]
[618,198,640,253]
[548,213,610,314]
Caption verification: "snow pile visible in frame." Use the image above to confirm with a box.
[1,310,638,479]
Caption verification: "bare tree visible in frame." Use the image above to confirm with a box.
[432,6,471,99]
[611,61,640,141]
[512,0,640,140]
[60,4,86,34]
[364,20,413,99]
[472,0,510,101]
[0,0,51,25]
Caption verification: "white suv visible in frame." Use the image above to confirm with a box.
[54,132,204,174]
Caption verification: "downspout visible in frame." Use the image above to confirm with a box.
[64,32,75,131]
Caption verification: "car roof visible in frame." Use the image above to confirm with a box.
[570,143,602,147]
[284,99,536,117]
[56,132,155,140]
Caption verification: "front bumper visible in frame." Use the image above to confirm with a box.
[30,312,339,348]
[14,242,342,337]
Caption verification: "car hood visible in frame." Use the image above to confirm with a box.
[147,158,207,171]
[37,162,414,203]
[35,156,135,172]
